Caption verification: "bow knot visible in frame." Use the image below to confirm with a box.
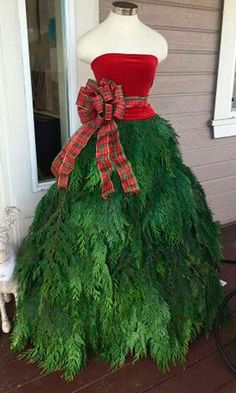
[77,78,126,126]
[51,77,140,199]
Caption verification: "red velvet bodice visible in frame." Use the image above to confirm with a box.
[91,53,158,120]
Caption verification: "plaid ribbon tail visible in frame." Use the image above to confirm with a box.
[96,124,115,199]
[51,122,97,188]
[51,139,71,178]
[109,121,139,195]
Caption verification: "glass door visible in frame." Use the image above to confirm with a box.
[26,0,69,182]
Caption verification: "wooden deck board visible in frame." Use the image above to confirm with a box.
[145,353,233,393]
[214,379,236,393]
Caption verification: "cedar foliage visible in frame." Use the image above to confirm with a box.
[11,115,223,380]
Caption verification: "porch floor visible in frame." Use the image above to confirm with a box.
[1,224,236,393]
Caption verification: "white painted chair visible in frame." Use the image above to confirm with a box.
[0,207,20,333]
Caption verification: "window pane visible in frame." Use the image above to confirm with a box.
[26,0,69,182]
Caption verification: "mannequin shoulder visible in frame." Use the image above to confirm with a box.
[77,26,105,64]
[143,26,168,62]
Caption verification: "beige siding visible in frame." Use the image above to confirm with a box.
[99,0,236,225]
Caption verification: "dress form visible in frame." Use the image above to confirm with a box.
[77,1,168,64]
[13,2,224,382]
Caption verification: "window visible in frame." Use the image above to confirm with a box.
[212,0,236,138]
[19,0,98,192]
[20,0,79,192]
[26,0,69,182]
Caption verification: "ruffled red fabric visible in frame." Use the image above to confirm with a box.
[91,53,158,120]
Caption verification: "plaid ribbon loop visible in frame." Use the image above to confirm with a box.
[51,77,141,199]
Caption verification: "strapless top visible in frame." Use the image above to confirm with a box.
[91,53,158,120]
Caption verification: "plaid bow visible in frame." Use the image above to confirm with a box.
[51,77,140,199]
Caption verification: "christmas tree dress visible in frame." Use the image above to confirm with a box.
[11,53,223,380]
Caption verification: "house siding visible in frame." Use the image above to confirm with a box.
[99,0,236,225]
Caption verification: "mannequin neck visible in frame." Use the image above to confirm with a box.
[104,11,141,28]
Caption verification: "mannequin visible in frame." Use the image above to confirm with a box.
[77,1,168,64]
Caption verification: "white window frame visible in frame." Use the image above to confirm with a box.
[212,0,236,138]
[18,0,99,192]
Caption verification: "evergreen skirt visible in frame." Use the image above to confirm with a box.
[11,114,223,379]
